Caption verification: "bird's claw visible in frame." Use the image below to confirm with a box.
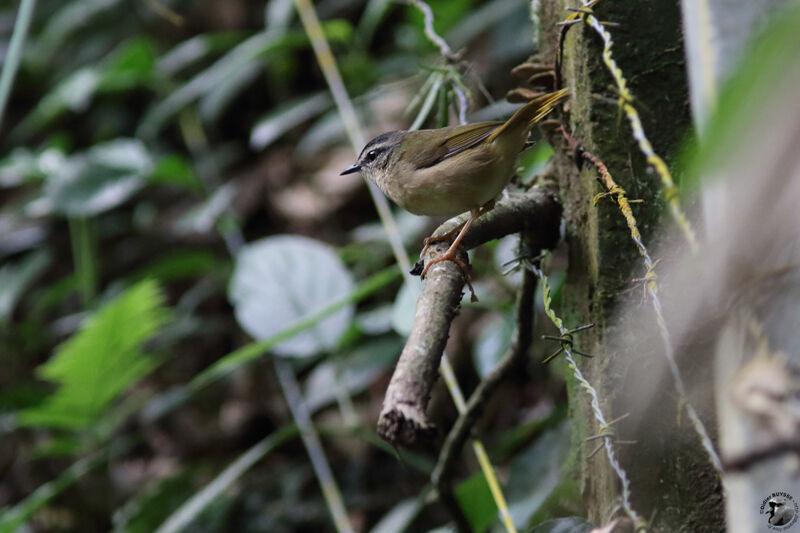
[419,245,478,302]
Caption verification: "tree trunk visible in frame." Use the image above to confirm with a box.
[537,1,724,530]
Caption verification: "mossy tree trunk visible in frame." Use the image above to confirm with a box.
[537,1,724,531]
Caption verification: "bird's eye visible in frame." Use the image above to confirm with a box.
[366,149,378,162]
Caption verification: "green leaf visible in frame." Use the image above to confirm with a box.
[19,280,170,429]
[506,423,571,528]
[455,472,497,533]
[31,435,83,459]
[45,139,154,217]
[33,0,126,64]
[149,154,203,193]
[138,23,352,139]
[518,142,554,185]
[0,249,51,326]
[98,37,157,91]
[11,38,157,141]
[228,235,355,357]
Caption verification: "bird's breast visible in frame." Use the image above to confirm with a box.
[376,145,517,217]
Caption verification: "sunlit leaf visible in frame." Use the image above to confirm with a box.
[0,148,65,188]
[368,498,423,533]
[149,426,298,533]
[391,282,419,336]
[173,182,236,235]
[265,0,295,31]
[228,235,355,357]
[472,311,514,378]
[33,0,125,64]
[18,280,170,429]
[45,139,154,217]
[250,92,331,150]
[303,337,402,412]
[156,32,247,76]
[355,303,394,334]
[138,22,352,140]
[199,62,261,123]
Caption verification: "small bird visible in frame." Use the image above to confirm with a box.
[341,89,568,295]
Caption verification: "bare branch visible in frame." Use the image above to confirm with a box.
[432,264,537,492]
[377,186,561,446]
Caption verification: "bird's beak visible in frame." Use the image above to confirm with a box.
[340,163,361,175]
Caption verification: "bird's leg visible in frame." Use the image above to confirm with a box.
[417,200,495,301]
[420,221,466,260]
[420,199,496,257]
[419,200,496,260]
[420,208,480,300]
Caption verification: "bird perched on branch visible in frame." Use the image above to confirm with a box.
[341,89,569,299]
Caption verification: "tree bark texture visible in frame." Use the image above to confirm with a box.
[538,1,724,530]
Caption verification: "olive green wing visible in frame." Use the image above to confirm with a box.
[409,121,502,169]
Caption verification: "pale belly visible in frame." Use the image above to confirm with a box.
[376,146,518,217]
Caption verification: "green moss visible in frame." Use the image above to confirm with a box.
[539,0,723,530]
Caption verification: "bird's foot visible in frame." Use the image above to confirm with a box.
[419,224,465,260]
[419,245,478,303]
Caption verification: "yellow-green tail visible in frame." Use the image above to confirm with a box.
[487,88,569,142]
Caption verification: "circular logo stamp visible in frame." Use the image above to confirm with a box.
[760,492,799,530]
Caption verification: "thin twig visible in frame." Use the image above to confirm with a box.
[407,0,470,124]
[274,359,355,533]
[406,0,458,61]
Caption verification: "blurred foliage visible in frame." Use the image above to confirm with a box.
[19,279,169,429]
[0,0,577,531]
